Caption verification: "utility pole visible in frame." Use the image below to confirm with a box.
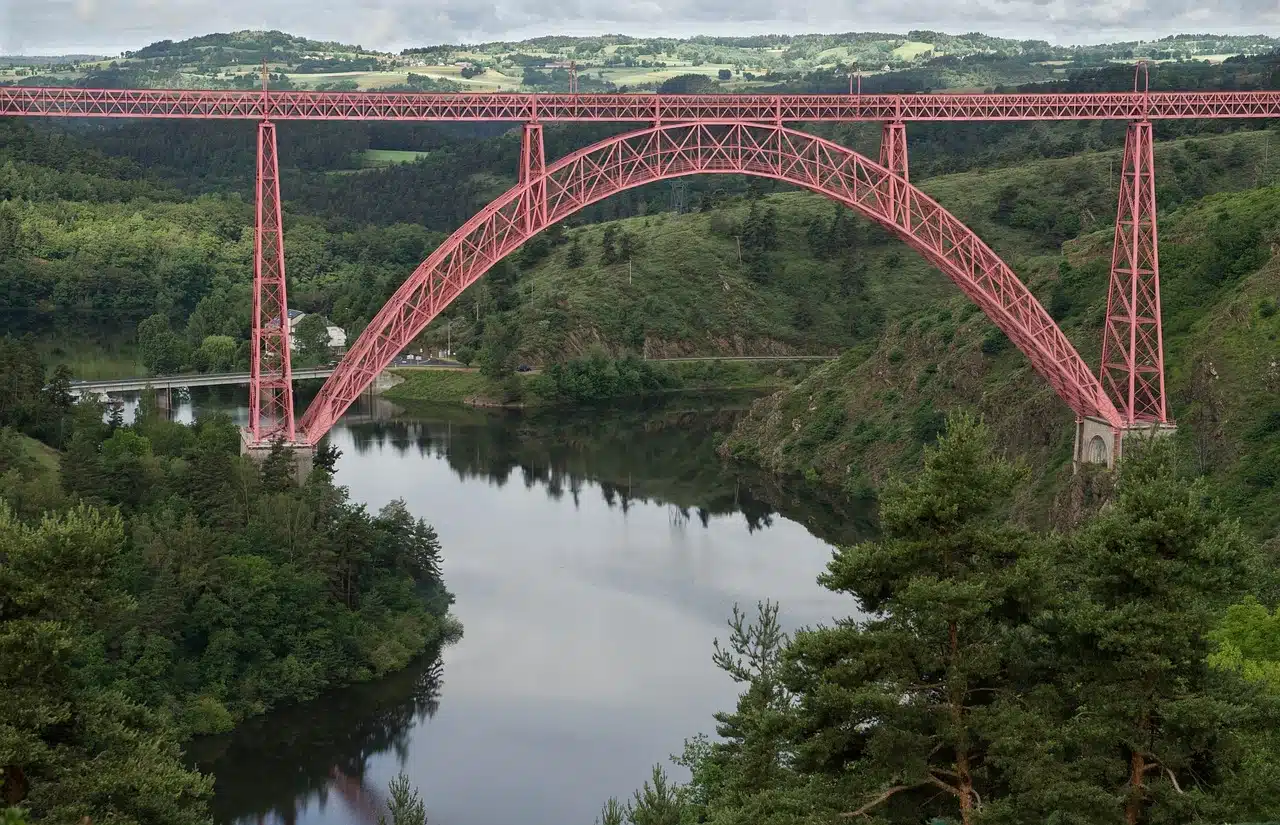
[447,318,451,356]
[629,258,633,285]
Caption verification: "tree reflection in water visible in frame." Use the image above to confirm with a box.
[340,394,874,545]
[187,650,444,825]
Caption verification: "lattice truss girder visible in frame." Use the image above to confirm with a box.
[4,88,1280,121]
[249,120,297,444]
[1100,121,1168,425]
[298,122,1121,442]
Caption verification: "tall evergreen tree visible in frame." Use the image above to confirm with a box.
[1003,442,1280,825]
[782,414,1036,825]
[565,235,585,268]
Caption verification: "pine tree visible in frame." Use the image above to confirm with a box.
[782,413,1036,825]
[312,441,342,477]
[600,226,619,265]
[565,235,585,268]
[676,601,800,824]
[259,439,297,492]
[378,773,427,825]
[1010,441,1280,825]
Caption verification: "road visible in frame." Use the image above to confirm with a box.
[644,355,837,362]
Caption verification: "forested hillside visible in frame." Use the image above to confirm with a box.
[723,137,1280,537]
[0,337,460,821]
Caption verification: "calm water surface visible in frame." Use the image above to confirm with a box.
[156,390,868,825]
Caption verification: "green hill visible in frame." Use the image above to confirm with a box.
[6,28,1276,93]
[722,182,1280,537]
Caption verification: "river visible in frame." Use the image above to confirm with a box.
[144,389,869,825]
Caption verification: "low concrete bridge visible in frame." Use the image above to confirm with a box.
[68,367,337,398]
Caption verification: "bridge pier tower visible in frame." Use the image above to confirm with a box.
[245,113,302,452]
[1077,99,1176,468]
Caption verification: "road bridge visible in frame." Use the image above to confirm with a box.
[68,367,337,398]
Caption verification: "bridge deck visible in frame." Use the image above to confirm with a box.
[4,89,1280,122]
[69,367,336,395]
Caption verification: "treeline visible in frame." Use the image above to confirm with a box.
[0,336,459,821]
[601,417,1280,825]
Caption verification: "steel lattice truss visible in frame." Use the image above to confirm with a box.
[298,122,1122,442]
[1101,122,1167,424]
[249,121,297,443]
[3,87,1280,122]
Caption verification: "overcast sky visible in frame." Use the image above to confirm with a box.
[2,0,1278,56]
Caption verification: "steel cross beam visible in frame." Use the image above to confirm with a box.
[520,123,548,235]
[879,121,910,224]
[5,88,1280,121]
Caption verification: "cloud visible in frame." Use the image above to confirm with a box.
[2,0,1278,54]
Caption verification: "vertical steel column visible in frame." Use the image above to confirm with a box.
[249,119,296,443]
[879,121,909,180]
[1099,120,1167,425]
[880,120,909,224]
[520,122,547,235]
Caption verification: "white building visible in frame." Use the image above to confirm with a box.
[287,310,348,352]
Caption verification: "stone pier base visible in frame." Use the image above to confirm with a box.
[1073,417,1178,470]
[240,431,315,481]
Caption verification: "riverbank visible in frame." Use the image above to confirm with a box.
[384,359,820,407]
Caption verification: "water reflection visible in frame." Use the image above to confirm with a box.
[166,391,869,825]
[340,396,873,545]
[189,652,445,825]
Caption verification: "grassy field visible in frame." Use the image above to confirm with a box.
[35,343,141,380]
[18,432,60,475]
[892,41,936,61]
[385,369,512,404]
[599,64,737,88]
[360,149,431,167]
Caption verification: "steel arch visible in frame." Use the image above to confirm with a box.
[298,122,1122,442]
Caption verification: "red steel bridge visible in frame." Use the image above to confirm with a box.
[9,78,1275,458]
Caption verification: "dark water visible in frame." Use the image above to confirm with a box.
[156,391,868,825]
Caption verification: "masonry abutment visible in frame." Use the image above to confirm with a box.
[239,434,315,482]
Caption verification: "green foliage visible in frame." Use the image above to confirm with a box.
[993,440,1280,824]
[0,382,459,822]
[193,334,238,372]
[477,319,521,378]
[136,312,187,374]
[657,74,719,93]
[611,420,1280,825]
[528,352,679,404]
[293,313,332,365]
[378,773,428,825]
[980,327,1010,355]
[1210,598,1280,690]
[566,235,585,268]
[0,503,214,823]
[0,338,75,449]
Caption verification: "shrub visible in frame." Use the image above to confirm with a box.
[982,328,1011,355]
[532,351,679,404]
